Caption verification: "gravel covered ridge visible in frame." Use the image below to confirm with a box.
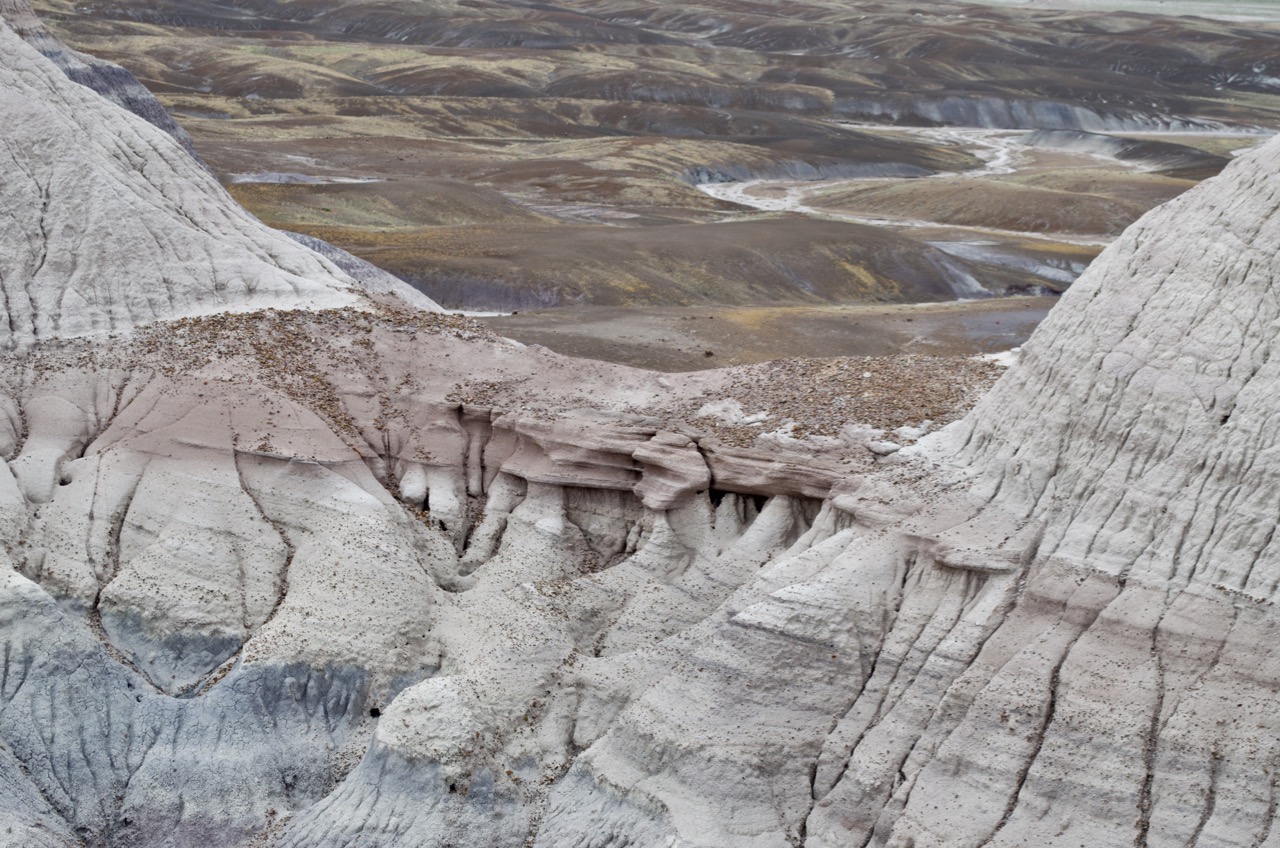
[672,355,1005,446]
[13,307,1004,458]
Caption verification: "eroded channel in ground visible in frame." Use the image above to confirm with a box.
[696,126,1268,293]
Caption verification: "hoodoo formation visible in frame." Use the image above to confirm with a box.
[2,2,1280,847]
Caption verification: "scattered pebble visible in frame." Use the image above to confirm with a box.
[670,355,1003,446]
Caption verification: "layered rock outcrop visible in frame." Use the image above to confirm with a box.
[0,12,437,349]
[2,4,1280,847]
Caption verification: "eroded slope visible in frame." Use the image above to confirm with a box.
[3,7,1280,848]
[0,17,367,347]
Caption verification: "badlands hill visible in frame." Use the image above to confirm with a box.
[3,5,1280,848]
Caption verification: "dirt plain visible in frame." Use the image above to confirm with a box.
[479,297,1055,370]
[25,0,1280,366]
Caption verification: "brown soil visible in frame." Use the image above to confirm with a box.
[479,297,1057,372]
[811,178,1156,236]
[286,217,1040,310]
[25,0,1280,325]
